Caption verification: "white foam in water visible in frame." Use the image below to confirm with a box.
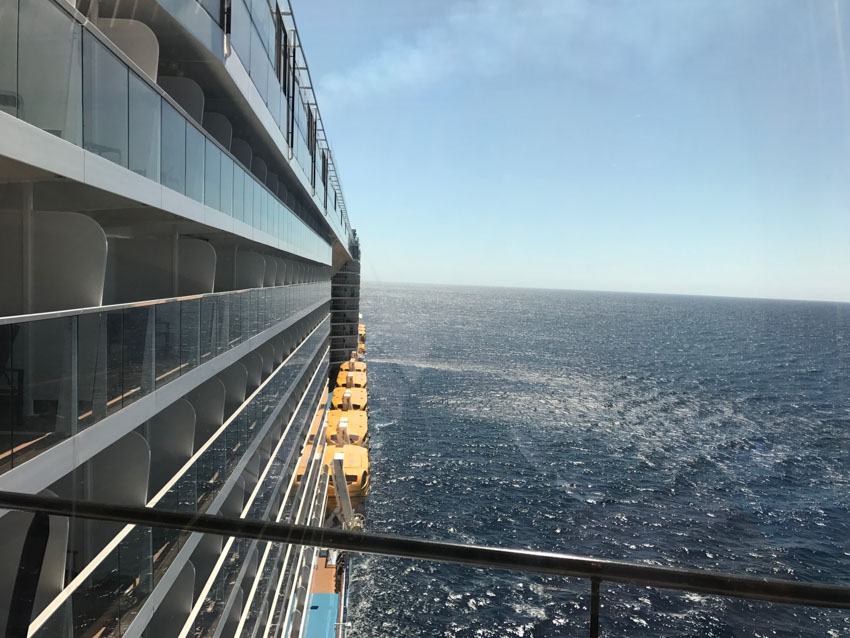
[349,283,850,637]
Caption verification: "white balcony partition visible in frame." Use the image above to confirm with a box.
[230,137,252,170]
[158,76,204,123]
[274,257,287,286]
[146,561,195,638]
[203,112,233,151]
[234,250,266,290]
[243,351,263,393]
[86,431,151,558]
[103,237,216,304]
[216,362,248,416]
[257,342,275,377]
[219,588,244,638]
[146,399,196,496]
[186,377,226,450]
[0,210,107,316]
[96,18,159,81]
[0,490,68,637]
[263,256,277,287]
[250,156,267,184]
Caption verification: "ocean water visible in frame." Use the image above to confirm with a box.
[347,283,850,637]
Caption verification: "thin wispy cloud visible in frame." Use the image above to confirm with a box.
[317,0,759,110]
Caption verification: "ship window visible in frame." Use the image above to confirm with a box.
[83,32,129,166]
[128,73,160,181]
[160,101,186,194]
[17,0,82,144]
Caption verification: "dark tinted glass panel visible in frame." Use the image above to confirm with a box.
[121,306,154,408]
[83,32,129,166]
[161,101,186,193]
[243,172,254,226]
[230,0,251,67]
[221,155,234,216]
[0,0,17,117]
[180,298,200,373]
[18,0,83,143]
[129,73,161,180]
[250,25,269,102]
[233,166,245,222]
[5,318,74,468]
[204,138,221,209]
[186,124,205,202]
[197,0,222,25]
[154,302,180,388]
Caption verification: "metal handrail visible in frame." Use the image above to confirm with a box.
[0,280,328,326]
[0,491,848,638]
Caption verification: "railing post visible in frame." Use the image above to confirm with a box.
[589,578,600,638]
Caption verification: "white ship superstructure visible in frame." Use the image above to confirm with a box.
[0,0,360,635]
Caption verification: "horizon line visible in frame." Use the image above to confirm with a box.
[358,279,850,305]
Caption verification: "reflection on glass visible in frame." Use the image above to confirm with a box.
[0,0,17,117]
[1,286,329,476]
[154,302,180,388]
[121,306,154,408]
[129,73,161,180]
[230,0,252,69]
[17,0,83,143]
[161,101,186,193]
[180,297,200,374]
[204,138,221,209]
[233,165,245,222]
[83,32,129,166]
[221,155,234,216]
[5,317,75,469]
[250,23,269,102]
[244,171,255,227]
[186,123,206,203]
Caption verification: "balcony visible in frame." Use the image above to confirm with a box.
[0,0,335,265]
[0,282,331,475]
[4,316,331,638]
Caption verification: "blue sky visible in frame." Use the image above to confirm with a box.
[295,0,850,302]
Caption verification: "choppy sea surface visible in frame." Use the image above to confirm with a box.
[346,283,850,637]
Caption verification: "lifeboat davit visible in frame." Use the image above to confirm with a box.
[335,369,367,389]
[326,409,368,446]
[331,387,367,411]
[324,444,370,509]
[339,359,366,373]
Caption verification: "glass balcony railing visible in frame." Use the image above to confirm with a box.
[227,0,351,245]
[0,0,335,264]
[0,281,331,474]
[26,324,330,638]
[2,477,849,638]
[196,355,330,637]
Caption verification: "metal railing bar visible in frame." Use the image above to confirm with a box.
[0,281,326,326]
[590,579,600,638]
[0,491,849,611]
